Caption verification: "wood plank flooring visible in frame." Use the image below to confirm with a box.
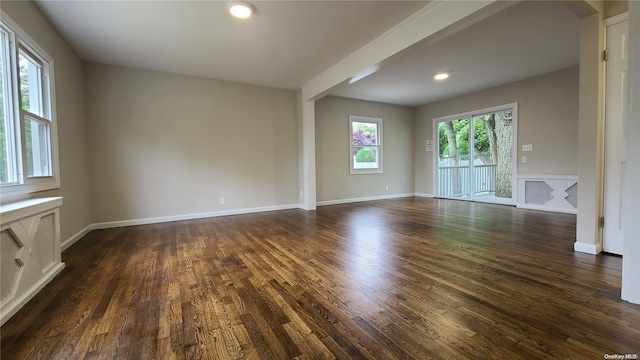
[2,197,639,359]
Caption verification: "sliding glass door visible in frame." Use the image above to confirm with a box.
[437,117,471,199]
[435,106,515,205]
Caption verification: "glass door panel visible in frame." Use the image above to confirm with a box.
[472,110,513,203]
[437,118,470,199]
[472,114,496,198]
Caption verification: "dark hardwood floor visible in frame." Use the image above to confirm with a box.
[2,197,639,359]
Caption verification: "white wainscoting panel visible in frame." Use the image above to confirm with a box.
[517,175,578,214]
[1,197,64,325]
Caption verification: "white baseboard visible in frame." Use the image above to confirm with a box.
[59,199,600,262]
[574,241,602,255]
[317,193,414,206]
[60,204,299,252]
[63,196,426,249]
[91,204,300,230]
[61,224,93,251]
[516,203,578,214]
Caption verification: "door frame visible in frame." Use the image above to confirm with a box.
[601,12,628,254]
[433,103,518,204]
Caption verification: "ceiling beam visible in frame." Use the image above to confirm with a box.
[301,0,515,101]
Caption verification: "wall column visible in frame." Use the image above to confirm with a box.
[575,11,605,254]
[622,1,640,304]
[299,98,316,210]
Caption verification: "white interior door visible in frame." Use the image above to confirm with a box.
[603,18,628,255]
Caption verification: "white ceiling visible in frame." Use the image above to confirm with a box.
[34,1,580,107]
[34,0,427,90]
[331,1,581,106]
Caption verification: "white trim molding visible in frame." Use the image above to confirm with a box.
[604,12,628,27]
[65,196,434,252]
[91,204,300,230]
[317,193,414,206]
[61,224,93,252]
[61,204,302,252]
[574,241,602,255]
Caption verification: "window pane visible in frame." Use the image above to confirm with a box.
[353,146,379,169]
[24,115,51,177]
[19,50,43,117]
[1,29,14,183]
[352,121,378,146]
[1,33,7,182]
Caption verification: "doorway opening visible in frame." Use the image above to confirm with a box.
[434,104,517,205]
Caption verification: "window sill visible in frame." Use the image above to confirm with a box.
[0,196,63,223]
[1,180,61,200]
[350,169,383,175]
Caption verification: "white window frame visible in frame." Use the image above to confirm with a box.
[1,11,59,197]
[349,115,383,175]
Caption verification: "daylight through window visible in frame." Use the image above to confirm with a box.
[1,14,58,196]
[350,115,382,174]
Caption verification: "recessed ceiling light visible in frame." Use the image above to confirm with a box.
[229,2,254,19]
[434,72,449,81]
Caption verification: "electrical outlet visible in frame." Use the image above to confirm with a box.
[522,144,533,152]
[521,156,527,164]
[220,197,225,205]
[385,185,389,191]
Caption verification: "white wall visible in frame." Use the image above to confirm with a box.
[85,64,299,223]
[622,0,640,304]
[414,66,579,195]
[315,96,414,203]
[0,1,92,244]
